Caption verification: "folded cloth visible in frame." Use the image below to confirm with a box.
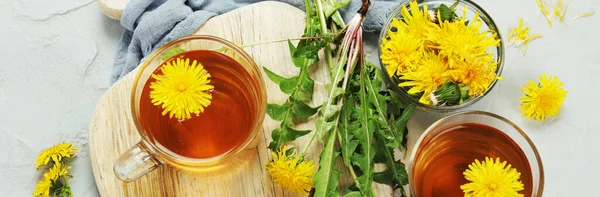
[111,0,401,83]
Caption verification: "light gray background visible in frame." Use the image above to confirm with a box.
[0,0,598,196]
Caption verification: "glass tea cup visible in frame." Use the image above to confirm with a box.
[408,111,544,196]
[113,35,266,182]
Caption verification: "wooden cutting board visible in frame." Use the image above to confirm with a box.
[89,1,394,196]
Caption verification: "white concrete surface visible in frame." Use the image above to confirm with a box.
[0,0,598,196]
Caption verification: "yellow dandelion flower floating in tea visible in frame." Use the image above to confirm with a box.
[461,157,524,197]
[519,73,567,121]
[266,146,316,194]
[35,142,77,170]
[44,162,71,181]
[427,8,500,68]
[399,52,451,104]
[150,58,214,120]
[32,177,52,197]
[508,19,542,54]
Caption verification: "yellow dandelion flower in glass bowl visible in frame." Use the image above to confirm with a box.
[380,30,423,76]
[32,177,52,197]
[150,58,214,120]
[445,54,500,97]
[461,157,525,197]
[519,73,567,121]
[35,142,77,170]
[44,162,71,181]
[392,0,435,37]
[427,8,500,68]
[266,146,316,194]
[399,52,451,104]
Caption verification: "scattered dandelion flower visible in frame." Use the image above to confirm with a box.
[519,73,567,121]
[35,142,77,170]
[150,58,214,120]
[508,19,542,54]
[44,162,71,181]
[266,146,316,194]
[32,177,52,197]
[461,157,525,197]
[536,0,553,27]
[572,10,595,20]
[399,52,451,104]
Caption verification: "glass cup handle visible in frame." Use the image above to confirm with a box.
[113,142,161,182]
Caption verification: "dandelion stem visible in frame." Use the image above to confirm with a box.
[238,33,343,49]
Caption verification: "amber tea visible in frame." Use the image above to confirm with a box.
[139,50,259,159]
[411,123,533,197]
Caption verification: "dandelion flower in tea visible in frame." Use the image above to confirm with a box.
[150,58,214,120]
[461,157,525,197]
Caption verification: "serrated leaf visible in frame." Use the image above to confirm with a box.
[375,132,409,186]
[313,129,341,197]
[266,102,289,121]
[394,104,415,145]
[296,71,315,102]
[279,76,300,95]
[269,126,312,151]
[364,63,398,148]
[343,192,363,197]
[373,170,394,184]
[316,117,336,140]
[352,66,377,197]
[325,84,345,98]
[263,67,287,85]
[340,96,358,167]
[436,4,458,22]
[292,100,318,120]
[322,0,351,18]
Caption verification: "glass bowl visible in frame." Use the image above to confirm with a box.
[378,0,505,112]
[408,111,544,196]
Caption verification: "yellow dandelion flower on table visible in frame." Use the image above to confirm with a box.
[445,55,500,97]
[427,7,500,68]
[461,157,524,197]
[508,19,542,54]
[150,58,214,120]
[32,177,52,197]
[399,52,451,104]
[44,162,71,181]
[381,30,423,76]
[266,146,316,194]
[35,142,77,170]
[520,73,567,121]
